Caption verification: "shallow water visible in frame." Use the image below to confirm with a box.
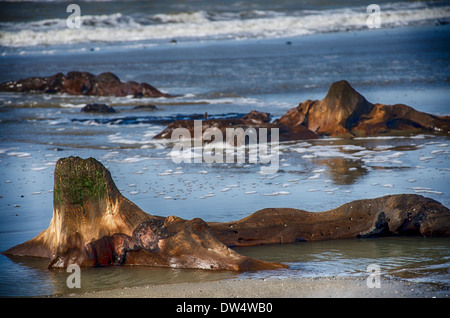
[237,237,450,286]
[1,237,448,297]
[0,0,449,297]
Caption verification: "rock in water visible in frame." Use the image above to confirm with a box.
[351,103,450,136]
[0,71,172,98]
[2,157,285,271]
[277,80,450,137]
[276,80,373,137]
[81,103,116,113]
[133,104,158,111]
[153,110,319,141]
[153,81,449,142]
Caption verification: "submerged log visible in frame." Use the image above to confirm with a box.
[3,157,449,271]
[2,157,285,271]
[0,71,172,98]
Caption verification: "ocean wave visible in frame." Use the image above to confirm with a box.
[1,2,449,48]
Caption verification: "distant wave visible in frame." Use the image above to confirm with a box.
[1,2,449,48]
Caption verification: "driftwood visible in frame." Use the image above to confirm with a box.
[209,195,450,247]
[3,157,449,271]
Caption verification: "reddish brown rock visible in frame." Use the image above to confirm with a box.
[208,194,450,247]
[0,71,172,98]
[61,71,96,95]
[277,80,450,137]
[2,157,285,271]
[81,103,116,113]
[242,110,272,124]
[153,81,449,143]
[351,103,450,136]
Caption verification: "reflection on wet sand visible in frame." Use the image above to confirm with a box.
[2,254,238,296]
[315,157,367,185]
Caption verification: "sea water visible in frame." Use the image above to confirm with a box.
[0,0,449,296]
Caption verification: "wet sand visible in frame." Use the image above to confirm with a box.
[59,276,448,298]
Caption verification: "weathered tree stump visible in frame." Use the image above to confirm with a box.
[2,157,285,271]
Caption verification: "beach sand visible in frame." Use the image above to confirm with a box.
[59,276,448,298]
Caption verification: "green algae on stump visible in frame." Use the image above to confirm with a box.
[3,157,286,271]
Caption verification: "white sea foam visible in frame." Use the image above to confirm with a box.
[410,189,443,195]
[407,186,432,190]
[1,3,448,49]
[60,103,86,108]
[31,167,48,171]
[6,152,31,158]
[111,156,152,164]
[0,148,15,154]
[308,173,321,179]
[262,191,290,196]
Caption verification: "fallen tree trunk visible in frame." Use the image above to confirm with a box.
[208,195,450,247]
[3,157,449,271]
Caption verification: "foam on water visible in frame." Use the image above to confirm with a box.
[1,2,449,51]
[6,151,31,158]
[262,191,290,196]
